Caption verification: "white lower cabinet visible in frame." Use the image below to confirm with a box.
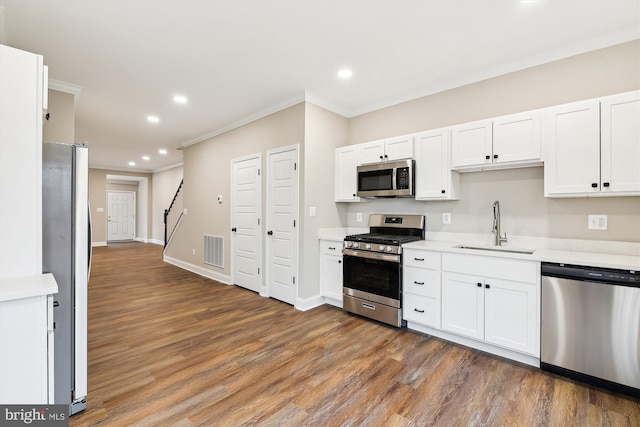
[403,249,441,328]
[441,253,540,357]
[320,239,343,307]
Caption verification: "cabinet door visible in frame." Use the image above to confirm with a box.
[404,293,440,328]
[601,91,640,194]
[451,120,492,169]
[414,129,458,200]
[404,266,440,298]
[335,146,360,202]
[321,253,343,303]
[357,140,385,165]
[484,278,538,356]
[384,134,414,161]
[492,110,541,164]
[441,272,484,340]
[544,100,600,196]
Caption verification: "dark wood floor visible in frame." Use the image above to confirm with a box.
[70,242,640,426]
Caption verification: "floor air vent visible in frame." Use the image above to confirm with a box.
[204,234,224,267]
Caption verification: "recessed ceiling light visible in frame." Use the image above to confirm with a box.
[158,149,167,155]
[173,95,188,104]
[142,155,150,161]
[147,115,160,123]
[337,69,353,79]
[128,161,136,166]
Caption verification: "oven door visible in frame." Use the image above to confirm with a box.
[343,250,401,306]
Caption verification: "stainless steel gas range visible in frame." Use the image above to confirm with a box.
[342,214,425,327]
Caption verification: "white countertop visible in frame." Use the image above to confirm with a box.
[0,273,58,302]
[318,228,640,271]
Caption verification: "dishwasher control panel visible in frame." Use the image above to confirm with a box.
[542,262,638,286]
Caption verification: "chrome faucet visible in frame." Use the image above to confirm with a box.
[493,201,508,246]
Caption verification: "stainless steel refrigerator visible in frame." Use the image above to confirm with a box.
[42,142,91,415]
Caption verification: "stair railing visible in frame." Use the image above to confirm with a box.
[164,179,184,248]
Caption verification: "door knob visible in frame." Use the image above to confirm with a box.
[267,230,273,236]
[231,227,237,232]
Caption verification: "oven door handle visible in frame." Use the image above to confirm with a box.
[342,249,400,263]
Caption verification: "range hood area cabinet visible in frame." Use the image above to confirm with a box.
[451,110,543,171]
[357,134,414,165]
[544,91,640,198]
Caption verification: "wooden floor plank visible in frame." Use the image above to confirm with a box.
[69,242,640,426]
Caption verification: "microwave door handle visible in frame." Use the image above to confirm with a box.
[392,167,397,191]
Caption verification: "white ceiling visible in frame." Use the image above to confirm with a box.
[1,1,638,172]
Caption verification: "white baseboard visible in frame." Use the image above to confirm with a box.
[149,239,164,246]
[295,295,325,312]
[163,255,232,285]
[92,241,107,247]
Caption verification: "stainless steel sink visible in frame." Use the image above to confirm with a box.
[455,244,535,255]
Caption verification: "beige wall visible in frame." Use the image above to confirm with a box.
[301,103,349,298]
[345,40,640,243]
[166,104,306,281]
[151,166,184,244]
[43,90,74,144]
[348,40,640,144]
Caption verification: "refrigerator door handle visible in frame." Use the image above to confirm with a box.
[87,200,93,281]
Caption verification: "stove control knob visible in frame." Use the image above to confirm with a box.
[378,244,385,251]
[352,243,359,249]
[386,246,394,253]
[365,244,371,250]
[345,242,351,248]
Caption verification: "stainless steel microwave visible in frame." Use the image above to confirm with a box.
[357,159,415,198]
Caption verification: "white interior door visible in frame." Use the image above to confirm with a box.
[266,145,299,306]
[107,191,135,241]
[231,154,263,294]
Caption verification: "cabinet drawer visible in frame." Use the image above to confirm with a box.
[442,253,538,284]
[320,240,342,256]
[403,249,439,269]
[404,293,440,328]
[404,267,440,298]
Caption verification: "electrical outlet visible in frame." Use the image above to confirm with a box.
[356,212,363,222]
[442,212,451,225]
[588,214,608,230]
[192,248,196,255]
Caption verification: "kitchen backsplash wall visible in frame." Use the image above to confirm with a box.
[344,167,640,243]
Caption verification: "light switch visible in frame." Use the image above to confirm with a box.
[96,207,104,213]
[309,206,317,217]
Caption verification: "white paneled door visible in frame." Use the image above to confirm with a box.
[231,154,263,294]
[107,191,135,241]
[266,145,299,306]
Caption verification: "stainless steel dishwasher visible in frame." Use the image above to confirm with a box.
[541,262,640,397]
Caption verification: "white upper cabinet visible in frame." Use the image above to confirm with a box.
[600,91,640,195]
[357,134,414,165]
[493,110,542,164]
[451,111,542,171]
[545,91,639,197]
[334,145,361,202]
[451,120,493,169]
[414,128,459,200]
